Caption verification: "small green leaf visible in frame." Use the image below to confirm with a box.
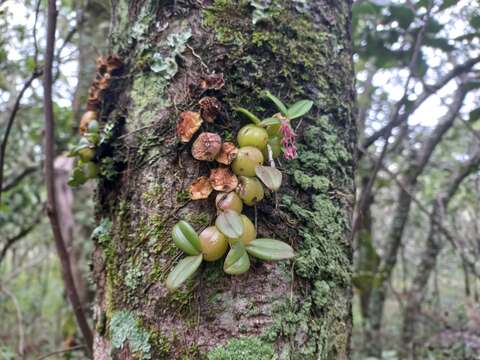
[388,5,415,30]
[67,176,79,187]
[172,220,201,255]
[215,210,244,238]
[166,254,203,290]
[246,239,295,261]
[255,166,282,191]
[471,15,480,29]
[286,100,313,119]
[224,242,250,275]
[469,107,480,123]
[264,91,288,115]
[83,162,99,179]
[439,0,457,10]
[76,137,91,150]
[68,167,88,187]
[259,117,280,127]
[233,107,261,125]
[84,132,100,145]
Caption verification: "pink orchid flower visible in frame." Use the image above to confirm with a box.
[280,119,297,160]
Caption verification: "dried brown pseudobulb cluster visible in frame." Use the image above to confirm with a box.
[68,55,123,187]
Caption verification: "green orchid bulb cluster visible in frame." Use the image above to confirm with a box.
[68,112,100,187]
[166,91,314,290]
[166,218,294,290]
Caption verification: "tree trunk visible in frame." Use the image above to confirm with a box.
[353,175,379,343]
[92,1,356,359]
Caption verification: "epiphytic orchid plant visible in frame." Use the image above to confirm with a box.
[165,88,313,290]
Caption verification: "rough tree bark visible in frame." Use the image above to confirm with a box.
[92,1,355,359]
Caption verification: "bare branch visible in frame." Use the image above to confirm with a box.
[358,145,480,277]
[401,146,480,349]
[53,21,84,82]
[0,216,41,264]
[36,346,85,360]
[352,6,432,239]
[33,0,41,63]
[0,72,41,205]
[3,166,37,192]
[380,83,468,274]
[43,0,93,355]
[363,55,480,149]
[0,0,43,205]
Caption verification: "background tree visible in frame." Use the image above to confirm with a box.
[352,0,480,358]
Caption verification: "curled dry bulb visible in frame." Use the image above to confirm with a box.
[177,111,203,143]
[105,54,123,74]
[200,73,225,91]
[216,142,238,165]
[199,96,222,123]
[210,167,238,192]
[189,176,213,200]
[192,132,222,161]
[79,111,98,135]
[87,54,123,111]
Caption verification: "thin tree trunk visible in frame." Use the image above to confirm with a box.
[92,1,356,359]
[364,84,469,356]
[353,175,379,341]
[401,147,480,358]
[44,0,93,354]
[54,156,89,304]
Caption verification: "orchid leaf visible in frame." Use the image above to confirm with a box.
[255,166,282,191]
[166,254,203,290]
[286,100,313,119]
[264,91,288,115]
[224,242,250,275]
[215,210,244,238]
[246,239,295,260]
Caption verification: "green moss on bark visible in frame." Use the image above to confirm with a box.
[208,336,275,360]
[110,310,152,359]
